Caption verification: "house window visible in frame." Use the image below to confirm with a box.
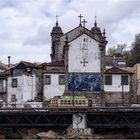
[121,75,128,85]
[59,75,65,85]
[45,75,51,85]
[12,79,17,88]
[11,94,16,102]
[105,75,112,85]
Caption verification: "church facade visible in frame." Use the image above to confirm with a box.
[43,16,107,104]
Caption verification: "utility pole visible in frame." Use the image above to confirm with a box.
[8,56,11,68]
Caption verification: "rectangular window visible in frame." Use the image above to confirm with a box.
[12,79,17,88]
[121,75,128,85]
[44,75,51,85]
[68,100,71,104]
[83,100,85,105]
[64,100,67,104]
[105,75,112,85]
[61,100,63,104]
[11,94,16,102]
[59,75,65,85]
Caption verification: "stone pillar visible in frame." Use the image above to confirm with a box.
[67,113,93,136]
[64,35,69,95]
[100,44,106,106]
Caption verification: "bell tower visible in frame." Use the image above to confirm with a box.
[50,16,63,61]
[91,16,102,36]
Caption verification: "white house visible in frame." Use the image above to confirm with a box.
[43,61,65,100]
[104,67,133,104]
[7,74,36,104]
[7,61,42,106]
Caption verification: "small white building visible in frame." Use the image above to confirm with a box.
[104,67,133,104]
[7,61,42,106]
[43,61,65,100]
[7,74,36,104]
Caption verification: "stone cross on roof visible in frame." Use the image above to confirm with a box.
[82,19,87,28]
[78,14,83,26]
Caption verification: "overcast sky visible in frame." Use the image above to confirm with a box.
[0,0,140,64]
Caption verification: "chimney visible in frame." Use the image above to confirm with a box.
[8,56,11,68]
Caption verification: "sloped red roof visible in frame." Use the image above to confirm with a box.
[0,63,8,70]
[0,69,11,78]
[105,56,125,60]
[104,67,133,74]
[22,61,41,68]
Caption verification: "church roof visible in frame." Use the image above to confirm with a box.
[61,25,105,44]
[12,61,41,69]
[104,67,133,74]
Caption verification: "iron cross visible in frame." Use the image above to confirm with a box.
[78,14,83,26]
[81,58,88,67]
[82,19,87,28]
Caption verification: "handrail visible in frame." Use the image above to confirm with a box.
[0,106,140,113]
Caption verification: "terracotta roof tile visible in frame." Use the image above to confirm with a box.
[0,63,8,70]
[104,67,133,74]
[15,61,41,69]
[0,69,11,78]
[105,56,126,60]
[22,61,39,68]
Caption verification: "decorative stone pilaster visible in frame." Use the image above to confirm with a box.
[64,35,69,95]
[100,44,106,106]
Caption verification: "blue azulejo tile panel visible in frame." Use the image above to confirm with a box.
[68,73,102,92]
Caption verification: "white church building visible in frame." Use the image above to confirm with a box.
[43,15,107,104]
[43,15,134,105]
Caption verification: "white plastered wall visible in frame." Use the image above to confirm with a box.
[7,75,37,104]
[68,34,100,73]
[104,75,130,92]
[44,74,65,100]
